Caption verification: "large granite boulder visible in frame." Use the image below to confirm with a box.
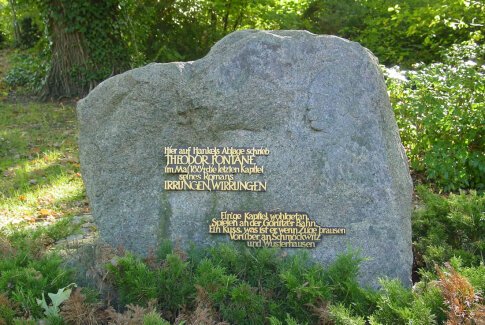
[77,30,413,287]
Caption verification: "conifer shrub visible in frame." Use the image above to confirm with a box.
[108,254,159,306]
[107,240,485,324]
[0,232,483,324]
[0,293,18,325]
[1,218,483,324]
[327,304,366,325]
[436,263,485,324]
[0,226,73,319]
[108,243,378,324]
[448,257,485,295]
[322,250,378,315]
[412,185,484,271]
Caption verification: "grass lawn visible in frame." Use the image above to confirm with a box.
[0,101,88,229]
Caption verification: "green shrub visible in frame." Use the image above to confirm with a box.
[2,232,481,324]
[220,282,267,324]
[305,0,484,66]
[157,253,195,317]
[0,256,71,318]
[0,227,73,319]
[108,250,195,319]
[370,278,440,325]
[107,254,158,306]
[195,257,269,324]
[18,17,42,49]
[0,294,17,325]
[323,251,378,315]
[0,31,6,46]
[194,259,237,304]
[386,42,484,191]
[328,304,366,325]
[448,257,485,294]
[12,319,37,325]
[4,51,49,92]
[278,253,330,323]
[412,280,447,324]
[268,313,305,325]
[108,241,485,324]
[109,243,369,324]
[371,279,414,324]
[142,311,170,325]
[412,185,484,269]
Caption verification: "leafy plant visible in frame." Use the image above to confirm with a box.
[386,42,484,191]
[36,284,75,318]
[3,51,49,92]
[305,0,484,66]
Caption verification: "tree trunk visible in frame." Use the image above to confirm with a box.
[8,0,21,46]
[223,1,232,34]
[41,15,91,100]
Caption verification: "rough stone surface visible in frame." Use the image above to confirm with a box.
[78,30,413,287]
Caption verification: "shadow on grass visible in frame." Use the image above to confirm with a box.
[1,158,73,199]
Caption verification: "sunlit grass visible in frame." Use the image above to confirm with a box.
[0,174,86,223]
[0,101,88,228]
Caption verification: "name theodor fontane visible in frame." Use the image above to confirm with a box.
[163,146,269,192]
